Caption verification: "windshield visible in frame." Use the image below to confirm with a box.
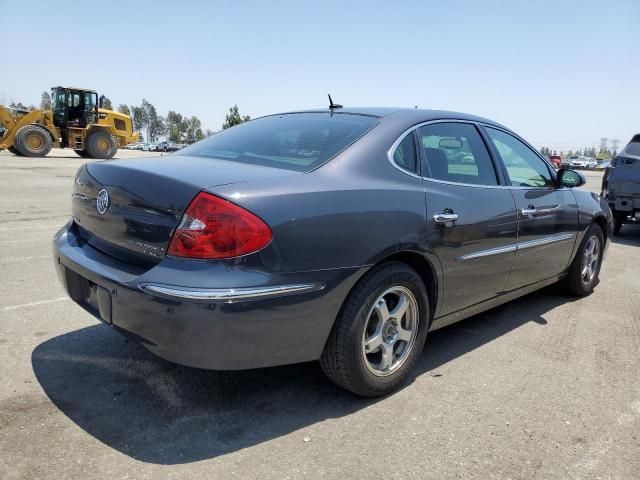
[52,88,66,112]
[179,113,379,172]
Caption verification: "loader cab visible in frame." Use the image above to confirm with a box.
[51,87,98,129]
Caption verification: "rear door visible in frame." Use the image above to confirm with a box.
[483,127,579,290]
[415,122,518,317]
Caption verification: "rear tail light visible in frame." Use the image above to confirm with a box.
[167,192,272,259]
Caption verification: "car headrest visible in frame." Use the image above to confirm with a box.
[424,148,449,180]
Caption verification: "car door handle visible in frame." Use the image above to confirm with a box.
[433,213,459,225]
[521,205,560,218]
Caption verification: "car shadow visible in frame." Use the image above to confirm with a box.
[612,224,640,246]
[32,286,571,465]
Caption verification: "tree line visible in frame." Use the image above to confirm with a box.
[117,101,251,143]
[6,91,252,144]
[540,143,619,160]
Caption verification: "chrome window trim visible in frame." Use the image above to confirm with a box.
[387,119,557,190]
[140,283,325,302]
[387,129,422,179]
[456,233,576,261]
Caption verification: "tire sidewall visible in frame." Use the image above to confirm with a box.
[87,131,117,159]
[348,265,429,394]
[572,224,605,295]
[16,126,52,157]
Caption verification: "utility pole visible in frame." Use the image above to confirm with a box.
[611,138,620,157]
[599,137,609,152]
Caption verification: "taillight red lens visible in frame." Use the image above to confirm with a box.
[167,192,272,259]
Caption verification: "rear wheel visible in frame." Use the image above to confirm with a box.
[85,130,117,159]
[613,213,625,235]
[320,262,429,397]
[563,223,604,296]
[8,146,19,155]
[14,125,52,157]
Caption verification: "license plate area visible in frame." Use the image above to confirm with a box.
[63,266,112,324]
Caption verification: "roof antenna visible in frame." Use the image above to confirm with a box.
[328,94,343,110]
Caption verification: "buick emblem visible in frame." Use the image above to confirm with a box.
[96,189,110,215]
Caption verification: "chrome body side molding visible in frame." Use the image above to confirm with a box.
[456,233,576,261]
[140,283,325,302]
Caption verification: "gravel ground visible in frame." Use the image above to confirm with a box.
[0,150,638,479]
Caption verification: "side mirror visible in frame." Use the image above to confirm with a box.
[557,168,585,188]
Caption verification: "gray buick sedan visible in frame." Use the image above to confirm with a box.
[54,107,612,396]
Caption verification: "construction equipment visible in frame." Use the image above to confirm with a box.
[0,86,138,159]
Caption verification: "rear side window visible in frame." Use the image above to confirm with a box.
[392,133,418,173]
[485,128,553,188]
[417,123,498,186]
[179,113,379,172]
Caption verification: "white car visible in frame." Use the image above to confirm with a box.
[570,156,596,169]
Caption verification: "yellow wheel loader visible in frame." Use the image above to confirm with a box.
[0,86,138,159]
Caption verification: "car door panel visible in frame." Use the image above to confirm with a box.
[482,126,579,290]
[506,188,578,290]
[426,181,518,316]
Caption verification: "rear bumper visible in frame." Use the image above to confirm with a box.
[53,222,364,370]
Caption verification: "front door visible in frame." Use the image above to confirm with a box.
[417,122,518,317]
[483,127,579,290]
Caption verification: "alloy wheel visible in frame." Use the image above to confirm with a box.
[361,286,419,376]
[581,235,600,284]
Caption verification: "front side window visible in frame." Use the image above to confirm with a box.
[417,123,498,186]
[180,113,379,172]
[485,128,552,188]
[392,133,418,173]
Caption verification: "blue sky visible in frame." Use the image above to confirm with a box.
[1,0,638,152]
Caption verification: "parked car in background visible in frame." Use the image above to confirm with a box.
[53,107,612,397]
[570,156,596,169]
[125,143,140,150]
[549,154,562,168]
[595,161,611,170]
[156,141,182,152]
[602,134,640,233]
[141,143,152,151]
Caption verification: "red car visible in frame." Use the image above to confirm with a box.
[549,155,562,167]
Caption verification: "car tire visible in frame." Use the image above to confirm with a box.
[320,262,429,397]
[613,217,622,235]
[563,223,604,296]
[14,125,52,157]
[85,130,117,159]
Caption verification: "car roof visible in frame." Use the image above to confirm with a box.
[269,107,507,129]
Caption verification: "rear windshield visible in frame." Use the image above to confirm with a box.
[179,113,379,172]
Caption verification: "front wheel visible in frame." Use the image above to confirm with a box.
[563,223,604,296]
[14,125,52,157]
[320,262,429,397]
[85,130,117,159]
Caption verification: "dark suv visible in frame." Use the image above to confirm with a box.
[602,134,640,233]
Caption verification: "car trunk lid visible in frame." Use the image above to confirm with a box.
[71,156,299,266]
